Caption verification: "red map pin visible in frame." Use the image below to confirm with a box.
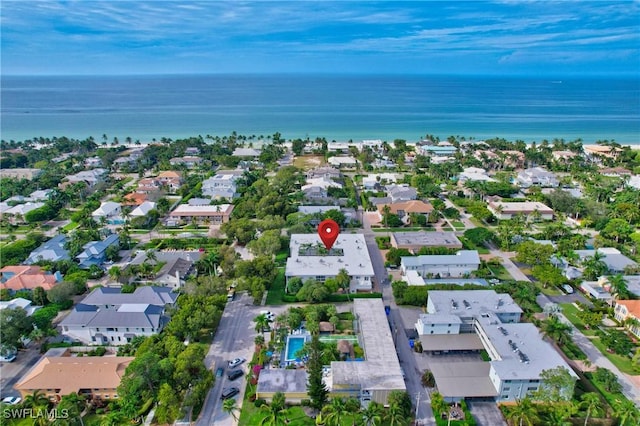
[318,219,339,250]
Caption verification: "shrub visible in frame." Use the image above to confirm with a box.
[254,398,267,408]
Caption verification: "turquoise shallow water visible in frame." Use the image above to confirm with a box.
[285,336,306,361]
[2,74,638,144]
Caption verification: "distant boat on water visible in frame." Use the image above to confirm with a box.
[551,80,563,84]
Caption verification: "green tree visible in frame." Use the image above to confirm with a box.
[155,382,182,424]
[307,334,328,410]
[223,398,239,421]
[0,307,33,348]
[22,390,50,410]
[592,367,622,393]
[506,398,539,426]
[255,313,271,335]
[541,315,572,346]
[612,398,640,426]
[535,366,576,403]
[361,401,384,426]
[515,241,554,266]
[32,286,47,306]
[601,218,634,243]
[608,274,630,299]
[321,397,349,426]
[463,227,495,246]
[580,392,602,426]
[259,391,289,425]
[532,263,566,288]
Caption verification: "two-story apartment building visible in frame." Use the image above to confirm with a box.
[400,250,480,278]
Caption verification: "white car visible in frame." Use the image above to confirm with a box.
[260,310,276,322]
[227,357,246,368]
[2,396,21,405]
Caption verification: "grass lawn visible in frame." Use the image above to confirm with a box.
[487,264,512,281]
[63,221,80,231]
[293,155,325,170]
[451,220,465,229]
[585,371,632,409]
[559,303,597,336]
[590,338,637,375]
[265,268,287,305]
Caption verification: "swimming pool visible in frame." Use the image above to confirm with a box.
[285,336,307,362]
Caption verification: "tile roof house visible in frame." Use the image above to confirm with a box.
[614,300,640,338]
[122,192,148,206]
[0,266,60,292]
[136,178,162,194]
[76,234,120,269]
[60,286,176,345]
[25,234,71,264]
[376,200,434,225]
[15,349,134,400]
[156,171,183,193]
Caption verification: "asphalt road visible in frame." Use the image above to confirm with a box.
[0,343,43,399]
[196,292,258,426]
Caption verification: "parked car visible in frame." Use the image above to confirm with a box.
[260,310,276,322]
[2,396,21,405]
[227,369,244,381]
[220,387,240,400]
[215,367,224,378]
[562,284,574,294]
[227,357,246,368]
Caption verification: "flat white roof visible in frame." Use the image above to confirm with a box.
[489,201,553,214]
[286,234,374,278]
[331,299,406,391]
[401,250,480,267]
[170,204,233,216]
[427,290,522,317]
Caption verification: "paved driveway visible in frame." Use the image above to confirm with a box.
[466,401,507,426]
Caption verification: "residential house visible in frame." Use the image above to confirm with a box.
[0,168,42,180]
[0,297,42,316]
[516,167,559,188]
[129,251,201,289]
[574,248,637,274]
[585,145,621,160]
[156,171,183,193]
[400,250,480,278]
[286,234,374,293]
[185,147,201,156]
[60,286,177,345]
[301,177,342,200]
[15,349,134,401]
[328,156,358,169]
[458,167,496,183]
[232,147,261,158]
[25,234,70,264]
[91,201,123,224]
[614,300,640,338]
[167,204,234,225]
[257,370,309,404]
[84,156,103,168]
[136,178,162,194]
[64,169,107,188]
[112,156,137,170]
[415,290,576,402]
[188,198,211,206]
[306,166,342,181]
[129,201,156,218]
[599,167,632,178]
[391,231,462,252]
[376,200,433,225]
[579,281,613,302]
[487,201,554,220]
[202,173,241,200]
[4,202,45,223]
[122,192,148,206]
[0,266,60,292]
[385,184,417,202]
[76,234,120,269]
[417,143,457,157]
[362,173,399,190]
[169,156,203,168]
[627,175,640,190]
[552,151,578,162]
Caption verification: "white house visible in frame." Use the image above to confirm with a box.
[400,250,480,278]
[202,173,241,199]
[328,156,358,168]
[517,167,559,188]
[92,201,122,224]
[286,234,374,293]
[458,167,496,183]
[129,201,156,217]
[487,201,554,221]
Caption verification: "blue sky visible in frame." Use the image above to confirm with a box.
[2,1,639,76]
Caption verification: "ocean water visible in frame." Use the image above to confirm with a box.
[1,74,639,144]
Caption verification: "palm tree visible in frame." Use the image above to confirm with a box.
[255,314,270,335]
[506,398,539,426]
[361,402,384,426]
[612,398,640,426]
[580,392,602,426]
[385,402,409,426]
[321,397,349,426]
[259,392,289,426]
[608,274,630,299]
[541,315,572,346]
[22,390,49,410]
[223,398,239,421]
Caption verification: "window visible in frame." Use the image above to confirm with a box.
[126,328,129,332]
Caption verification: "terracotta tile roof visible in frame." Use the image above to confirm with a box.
[122,192,147,206]
[0,266,58,291]
[617,300,640,318]
[157,171,182,179]
[377,200,434,215]
[15,356,134,396]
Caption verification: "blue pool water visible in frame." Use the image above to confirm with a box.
[285,336,306,362]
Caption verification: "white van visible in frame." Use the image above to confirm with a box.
[562,285,574,294]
